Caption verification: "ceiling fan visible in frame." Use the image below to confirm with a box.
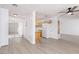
[59,6,79,15]
[12,4,18,16]
[12,4,18,7]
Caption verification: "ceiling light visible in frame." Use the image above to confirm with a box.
[68,12,72,15]
[12,4,18,7]
[13,14,17,16]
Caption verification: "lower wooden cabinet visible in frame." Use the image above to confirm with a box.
[35,32,41,43]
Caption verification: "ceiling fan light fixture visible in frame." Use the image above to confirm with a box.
[13,14,17,16]
[68,12,73,15]
[12,4,18,7]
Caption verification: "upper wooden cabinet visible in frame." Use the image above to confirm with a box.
[36,17,42,27]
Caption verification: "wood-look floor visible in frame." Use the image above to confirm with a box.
[0,37,79,54]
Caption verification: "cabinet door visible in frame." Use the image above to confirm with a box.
[35,32,41,43]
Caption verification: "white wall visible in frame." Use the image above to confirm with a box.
[49,17,59,39]
[0,8,9,47]
[60,15,79,36]
[23,11,35,44]
[9,16,24,23]
[50,17,59,39]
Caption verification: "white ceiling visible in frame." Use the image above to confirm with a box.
[0,4,79,19]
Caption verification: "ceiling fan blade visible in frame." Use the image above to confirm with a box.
[59,13,67,16]
[58,11,67,13]
[73,10,79,12]
[71,6,78,11]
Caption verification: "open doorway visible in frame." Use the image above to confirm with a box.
[9,23,18,36]
[8,17,24,40]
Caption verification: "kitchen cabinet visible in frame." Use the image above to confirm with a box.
[35,32,41,43]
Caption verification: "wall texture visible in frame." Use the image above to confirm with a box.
[60,15,79,35]
[23,11,35,44]
[0,8,9,47]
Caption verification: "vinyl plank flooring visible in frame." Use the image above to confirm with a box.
[0,37,79,54]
